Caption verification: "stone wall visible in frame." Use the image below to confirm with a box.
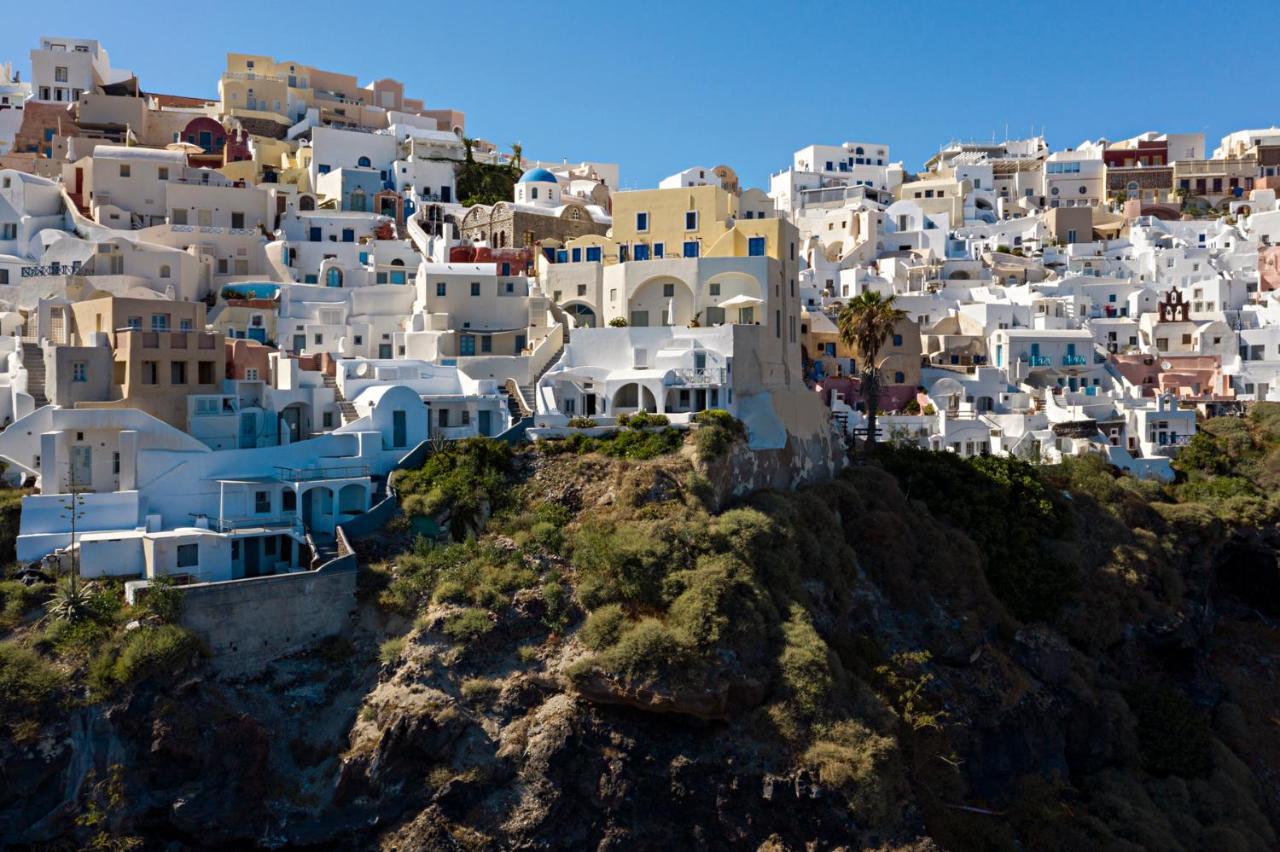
[171,554,357,677]
[700,427,847,510]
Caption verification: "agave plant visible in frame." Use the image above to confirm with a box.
[48,578,95,622]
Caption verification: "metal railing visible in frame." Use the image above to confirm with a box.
[672,367,726,385]
[275,464,369,482]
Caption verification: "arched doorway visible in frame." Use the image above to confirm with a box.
[565,303,597,327]
[326,267,343,287]
[613,383,658,413]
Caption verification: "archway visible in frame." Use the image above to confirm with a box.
[338,483,366,516]
[565,303,597,327]
[299,195,315,211]
[612,383,658,413]
[630,277,695,326]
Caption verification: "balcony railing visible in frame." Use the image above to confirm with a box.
[1061,354,1088,366]
[195,513,303,533]
[1022,354,1052,367]
[672,367,726,385]
[275,464,370,482]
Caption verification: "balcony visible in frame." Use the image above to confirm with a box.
[671,367,726,386]
[1061,354,1088,366]
[1022,354,1051,367]
[194,513,302,533]
[275,464,370,482]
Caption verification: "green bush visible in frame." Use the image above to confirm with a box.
[607,317,628,328]
[541,581,571,633]
[88,625,204,698]
[441,608,494,642]
[571,520,679,608]
[777,603,836,719]
[379,540,536,613]
[541,427,685,460]
[0,641,65,725]
[397,439,514,540]
[0,580,48,631]
[621,411,670,430]
[692,409,746,460]
[379,636,406,665]
[580,604,628,650]
[664,553,772,648]
[566,416,596,429]
[1127,683,1213,777]
[591,618,689,683]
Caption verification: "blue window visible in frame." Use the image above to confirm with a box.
[308,227,321,242]
[341,228,354,243]
[304,274,317,284]
[685,211,698,230]
[747,236,766,257]
[585,246,601,262]
[556,250,568,263]
[892,334,903,346]
[634,244,650,261]
[357,156,371,168]
[683,241,699,258]
[619,245,629,262]
[653,243,664,258]
[390,271,406,285]
[471,281,480,296]
[571,247,581,263]
[44,129,55,141]
[326,268,342,287]
[1108,294,1117,303]
[317,164,331,174]
[636,212,648,231]
[543,247,556,262]
[358,251,369,264]
[436,282,447,296]
[894,372,905,384]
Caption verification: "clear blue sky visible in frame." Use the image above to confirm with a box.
[4,0,1277,188]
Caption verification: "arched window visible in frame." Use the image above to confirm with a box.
[357,156,371,168]
[159,265,171,278]
[326,268,343,287]
[855,146,865,155]
[299,195,315,211]
[389,257,405,284]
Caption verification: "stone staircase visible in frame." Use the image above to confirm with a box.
[321,373,358,425]
[509,339,565,418]
[22,343,48,408]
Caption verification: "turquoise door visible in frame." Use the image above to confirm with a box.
[478,410,491,436]
[460,335,475,356]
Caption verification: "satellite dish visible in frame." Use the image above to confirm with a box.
[356,362,370,377]
[1160,361,1172,370]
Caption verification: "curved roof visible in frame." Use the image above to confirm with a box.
[517,167,558,184]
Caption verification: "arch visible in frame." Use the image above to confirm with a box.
[356,156,372,168]
[298,194,315,211]
[948,269,971,280]
[630,276,696,326]
[159,264,171,278]
[612,383,658,413]
[564,302,597,327]
[338,483,366,515]
[326,267,343,287]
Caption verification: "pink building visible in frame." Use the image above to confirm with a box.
[1110,353,1234,400]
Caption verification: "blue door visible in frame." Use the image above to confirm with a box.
[248,327,267,343]
[515,334,526,354]
[293,334,306,352]
[460,335,475,356]
[478,410,491,436]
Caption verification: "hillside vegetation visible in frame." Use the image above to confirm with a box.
[1,410,1279,848]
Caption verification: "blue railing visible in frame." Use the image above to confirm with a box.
[1062,354,1088,366]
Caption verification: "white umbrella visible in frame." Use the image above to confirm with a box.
[718,294,764,308]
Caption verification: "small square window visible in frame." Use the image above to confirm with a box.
[176,543,198,568]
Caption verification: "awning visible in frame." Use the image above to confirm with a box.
[718,294,764,309]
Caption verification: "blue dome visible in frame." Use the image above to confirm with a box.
[517,167,558,184]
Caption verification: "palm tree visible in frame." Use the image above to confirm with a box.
[836,290,908,451]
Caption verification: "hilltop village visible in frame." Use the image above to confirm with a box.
[0,39,1277,606]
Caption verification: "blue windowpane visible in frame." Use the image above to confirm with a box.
[748,236,766,257]
[556,250,568,263]
[634,244,650,261]
[586,246,601,262]
[571,248,581,263]
[683,241,699,258]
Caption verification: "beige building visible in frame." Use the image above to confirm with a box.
[67,294,225,427]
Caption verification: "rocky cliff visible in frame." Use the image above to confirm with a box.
[2,411,1279,850]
